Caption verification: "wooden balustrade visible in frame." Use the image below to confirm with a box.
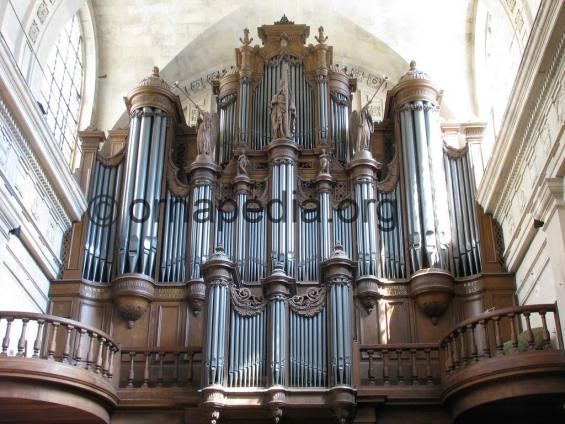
[359,343,440,386]
[0,311,119,381]
[120,348,202,388]
[439,303,563,375]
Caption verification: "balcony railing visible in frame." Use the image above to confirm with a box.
[0,304,563,410]
[0,311,119,380]
[439,303,563,375]
[358,343,441,386]
[120,347,202,389]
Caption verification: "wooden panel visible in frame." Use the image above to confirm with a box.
[155,303,182,347]
[382,299,411,343]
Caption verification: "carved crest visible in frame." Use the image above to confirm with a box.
[289,286,326,316]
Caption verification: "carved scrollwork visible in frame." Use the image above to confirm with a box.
[289,286,326,316]
[231,286,266,316]
[167,156,191,197]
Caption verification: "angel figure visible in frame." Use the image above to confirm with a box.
[196,108,220,157]
[237,153,249,176]
[349,102,374,155]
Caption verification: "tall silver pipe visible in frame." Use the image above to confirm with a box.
[118,111,141,274]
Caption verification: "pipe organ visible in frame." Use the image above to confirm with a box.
[69,18,506,424]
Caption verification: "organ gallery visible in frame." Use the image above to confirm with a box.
[1,15,564,424]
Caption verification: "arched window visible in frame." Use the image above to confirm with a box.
[39,14,83,166]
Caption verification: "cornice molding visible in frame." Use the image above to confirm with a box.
[477,1,564,217]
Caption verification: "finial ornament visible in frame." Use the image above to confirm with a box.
[275,14,294,25]
[315,26,328,43]
[410,60,417,71]
[152,66,160,76]
[240,28,253,46]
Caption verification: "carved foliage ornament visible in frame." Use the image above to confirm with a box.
[231,286,266,316]
[289,286,326,316]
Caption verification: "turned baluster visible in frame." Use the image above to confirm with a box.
[156,352,164,387]
[523,312,535,350]
[396,349,404,384]
[172,352,180,387]
[451,334,459,369]
[142,352,150,388]
[48,322,60,360]
[539,311,551,349]
[61,324,74,364]
[108,346,117,379]
[508,313,519,352]
[410,349,418,385]
[86,332,96,370]
[95,336,106,373]
[367,350,375,385]
[102,340,111,376]
[1,317,14,356]
[458,328,467,366]
[444,341,452,373]
[32,319,45,358]
[493,316,503,355]
[187,352,194,385]
[127,352,136,388]
[425,348,433,384]
[74,328,86,366]
[468,324,478,362]
[382,349,390,385]
[17,318,29,357]
[480,320,490,358]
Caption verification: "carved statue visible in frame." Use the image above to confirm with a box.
[349,102,374,154]
[270,78,296,139]
[173,80,219,158]
[196,110,220,157]
[319,149,330,175]
[237,153,249,176]
[348,77,388,156]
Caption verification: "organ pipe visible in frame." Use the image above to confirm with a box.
[160,190,189,282]
[83,160,123,283]
[190,184,213,279]
[117,107,168,278]
[444,151,481,277]
[271,160,296,276]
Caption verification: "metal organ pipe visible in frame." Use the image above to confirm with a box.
[444,151,482,277]
[83,160,123,283]
[117,107,168,278]
[400,107,423,272]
